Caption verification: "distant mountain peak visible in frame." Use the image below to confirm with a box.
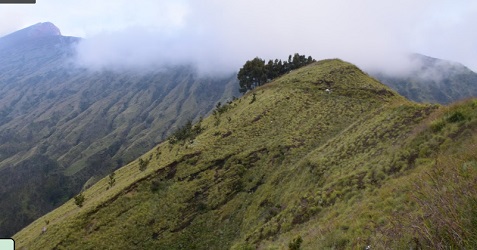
[372,53,477,104]
[0,22,61,43]
[17,22,61,38]
[27,22,62,37]
[0,22,64,50]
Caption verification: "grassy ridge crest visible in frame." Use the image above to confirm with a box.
[14,59,477,249]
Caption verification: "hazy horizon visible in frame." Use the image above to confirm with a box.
[1,1,476,74]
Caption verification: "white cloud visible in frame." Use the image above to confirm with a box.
[1,0,476,73]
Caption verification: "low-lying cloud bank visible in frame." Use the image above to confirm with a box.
[73,0,477,76]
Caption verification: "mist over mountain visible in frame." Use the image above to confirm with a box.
[69,21,477,104]
[0,1,475,247]
[0,22,238,237]
[371,54,477,104]
[42,0,473,80]
[0,20,476,238]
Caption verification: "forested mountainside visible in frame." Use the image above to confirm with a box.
[0,22,238,237]
[15,59,477,249]
[372,53,477,104]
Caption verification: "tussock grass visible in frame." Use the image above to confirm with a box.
[14,59,477,250]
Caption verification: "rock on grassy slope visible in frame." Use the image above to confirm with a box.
[14,59,477,249]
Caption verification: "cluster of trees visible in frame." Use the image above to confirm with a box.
[167,118,204,144]
[238,53,316,93]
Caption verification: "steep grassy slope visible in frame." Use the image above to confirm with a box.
[277,98,477,249]
[0,23,238,237]
[14,59,477,249]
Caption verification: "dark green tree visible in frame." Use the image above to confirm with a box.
[74,192,85,207]
[237,57,267,93]
[237,53,316,93]
[107,172,116,188]
[265,59,280,80]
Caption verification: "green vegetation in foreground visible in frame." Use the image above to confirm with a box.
[14,59,477,249]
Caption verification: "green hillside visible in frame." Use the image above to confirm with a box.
[0,23,238,237]
[14,59,477,249]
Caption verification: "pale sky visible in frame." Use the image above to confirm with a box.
[0,0,476,74]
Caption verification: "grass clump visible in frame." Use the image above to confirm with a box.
[138,157,150,171]
[430,119,446,132]
[446,111,466,123]
[374,136,477,249]
[288,235,303,250]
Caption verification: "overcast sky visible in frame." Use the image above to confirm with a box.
[0,0,476,74]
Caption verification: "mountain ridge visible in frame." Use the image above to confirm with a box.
[0,22,239,237]
[6,22,61,38]
[1,22,477,245]
[0,22,63,49]
[371,53,477,104]
[15,59,473,249]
